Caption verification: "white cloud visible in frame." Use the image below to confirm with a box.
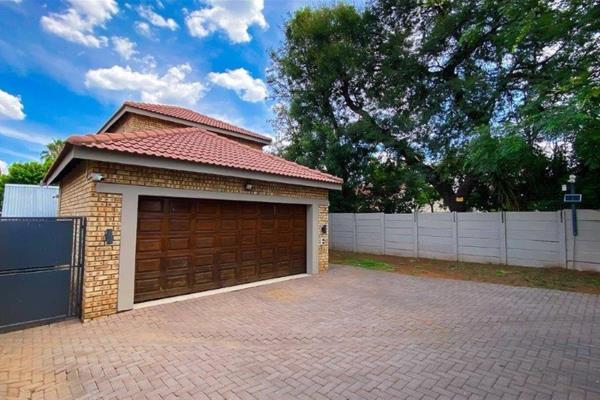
[138,5,178,31]
[0,160,7,175]
[185,0,267,43]
[85,64,206,106]
[0,89,25,120]
[135,21,152,37]
[205,112,244,127]
[40,0,118,47]
[139,55,157,71]
[0,124,53,145]
[111,36,137,60]
[208,68,267,102]
[0,148,38,161]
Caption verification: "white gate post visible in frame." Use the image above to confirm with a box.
[352,213,358,253]
[412,212,419,258]
[380,213,386,255]
[452,212,459,261]
[558,210,567,268]
[499,211,507,265]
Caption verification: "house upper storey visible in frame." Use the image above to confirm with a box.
[99,101,273,150]
[43,101,342,190]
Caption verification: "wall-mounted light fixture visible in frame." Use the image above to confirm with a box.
[244,181,253,191]
[89,172,104,182]
[104,229,114,245]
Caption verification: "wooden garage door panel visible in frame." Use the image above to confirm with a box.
[168,198,192,213]
[195,254,215,266]
[165,256,189,270]
[136,278,160,294]
[220,219,238,230]
[136,258,160,273]
[168,218,191,232]
[139,198,163,212]
[220,235,238,247]
[167,237,190,250]
[195,236,216,248]
[138,218,162,233]
[137,238,161,252]
[195,220,218,231]
[135,196,306,303]
[241,234,257,245]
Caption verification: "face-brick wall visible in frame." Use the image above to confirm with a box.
[108,113,184,133]
[58,160,330,320]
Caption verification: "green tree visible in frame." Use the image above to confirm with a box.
[41,139,64,165]
[0,161,49,212]
[270,0,599,211]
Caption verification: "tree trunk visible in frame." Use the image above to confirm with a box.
[444,196,469,212]
[429,174,477,212]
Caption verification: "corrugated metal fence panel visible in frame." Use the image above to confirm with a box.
[355,213,384,254]
[418,213,455,260]
[506,211,562,267]
[2,184,58,217]
[566,209,600,272]
[329,213,355,251]
[384,214,414,256]
[457,212,503,264]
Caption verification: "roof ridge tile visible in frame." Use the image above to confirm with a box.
[67,127,197,146]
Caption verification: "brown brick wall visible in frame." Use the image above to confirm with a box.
[228,137,265,150]
[58,162,122,320]
[109,113,183,133]
[93,162,328,199]
[58,162,91,216]
[58,160,330,320]
[109,113,266,150]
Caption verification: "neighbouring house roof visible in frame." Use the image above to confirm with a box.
[99,101,272,145]
[44,126,342,188]
[1,184,58,217]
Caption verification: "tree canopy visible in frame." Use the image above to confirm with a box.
[269,0,599,211]
[40,139,64,164]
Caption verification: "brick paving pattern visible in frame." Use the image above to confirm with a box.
[1,265,599,399]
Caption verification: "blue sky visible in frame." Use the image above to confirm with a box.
[0,0,334,172]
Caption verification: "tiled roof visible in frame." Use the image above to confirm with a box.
[123,101,272,143]
[67,127,342,185]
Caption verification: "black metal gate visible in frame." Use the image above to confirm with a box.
[0,217,85,332]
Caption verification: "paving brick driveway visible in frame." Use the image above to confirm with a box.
[1,265,600,400]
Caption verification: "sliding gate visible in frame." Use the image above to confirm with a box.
[0,217,85,332]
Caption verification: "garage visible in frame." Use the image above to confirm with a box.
[135,196,306,302]
[43,101,342,320]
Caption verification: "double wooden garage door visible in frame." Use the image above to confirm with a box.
[135,196,307,303]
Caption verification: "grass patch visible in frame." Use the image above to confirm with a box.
[338,257,395,271]
[330,250,600,295]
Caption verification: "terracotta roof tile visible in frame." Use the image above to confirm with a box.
[67,127,342,185]
[124,101,272,143]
